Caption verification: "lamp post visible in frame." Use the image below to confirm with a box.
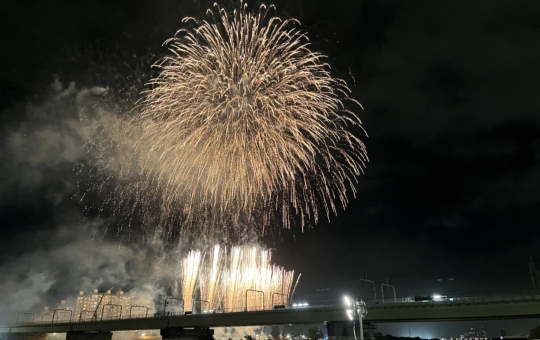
[192,300,210,314]
[129,305,149,318]
[100,304,122,320]
[52,309,73,323]
[41,312,53,322]
[16,312,35,324]
[79,310,94,322]
[245,289,264,312]
[164,297,184,316]
[381,282,397,303]
[271,293,288,308]
[344,296,368,340]
[359,278,376,302]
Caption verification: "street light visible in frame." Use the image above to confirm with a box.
[381,282,397,303]
[343,296,368,340]
[245,289,264,312]
[52,309,73,323]
[164,297,184,316]
[129,305,149,318]
[41,312,53,322]
[192,300,210,314]
[100,304,122,320]
[271,293,288,309]
[16,312,35,324]
[359,278,376,301]
[79,310,94,322]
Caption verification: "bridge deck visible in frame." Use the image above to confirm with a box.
[4,297,540,334]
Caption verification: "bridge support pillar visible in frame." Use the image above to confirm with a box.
[161,327,214,340]
[0,333,47,340]
[326,321,376,340]
[270,326,283,337]
[66,331,112,340]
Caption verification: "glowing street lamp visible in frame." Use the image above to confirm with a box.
[343,296,368,340]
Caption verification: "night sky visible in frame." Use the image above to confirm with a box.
[1,0,540,337]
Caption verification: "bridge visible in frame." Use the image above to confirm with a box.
[3,293,540,340]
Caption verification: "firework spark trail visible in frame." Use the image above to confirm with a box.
[222,247,242,310]
[200,245,223,309]
[90,0,367,236]
[180,245,298,311]
[181,250,202,311]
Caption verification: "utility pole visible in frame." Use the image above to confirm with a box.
[344,296,368,340]
[355,299,367,340]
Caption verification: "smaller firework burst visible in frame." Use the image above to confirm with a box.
[181,250,203,311]
[180,245,299,312]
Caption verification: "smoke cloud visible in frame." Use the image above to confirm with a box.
[0,79,166,324]
[0,77,268,326]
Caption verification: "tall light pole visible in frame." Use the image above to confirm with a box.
[271,293,288,308]
[100,304,122,320]
[381,282,397,303]
[52,309,73,323]
[192,300,210,314]
[245,289,264,312]
[164,297,184,316]
[360,278,376,302]
[344,296,368,340]
[129,305,149,318]
[16,312,35,324]
[41,312,52,322]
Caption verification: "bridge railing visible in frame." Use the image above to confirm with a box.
[10,291,540,328]
[8,303,340,328]
[360,290,540,307]
[12,313,153,327]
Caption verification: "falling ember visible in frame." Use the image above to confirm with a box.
[180,245,299,311]
[88,0,367,236]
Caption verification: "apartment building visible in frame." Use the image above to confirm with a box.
[74,289,138,321]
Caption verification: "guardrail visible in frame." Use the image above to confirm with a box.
[360,290,540,307]
[14,313,154,327]
[9,291,540,328]
[8,304,335,328]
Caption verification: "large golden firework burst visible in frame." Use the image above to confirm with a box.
[110,1,367,235]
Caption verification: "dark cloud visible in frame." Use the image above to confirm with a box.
[266,0,540,307]
[0,80,162,323]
